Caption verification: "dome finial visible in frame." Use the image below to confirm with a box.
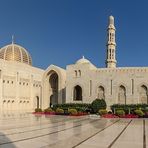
[11,35,14,44]
[82,55,85,59]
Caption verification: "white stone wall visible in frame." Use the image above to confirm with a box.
[66,62,148,108]
[66,62,97,104]
[1,58,148,111]
[0,59,44,111]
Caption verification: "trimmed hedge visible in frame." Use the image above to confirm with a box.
[111,104,148,114]
[134,109,144,117]
[53,103,91,113]
[56,108,64,114]
[116,110,125,116]
[44,108,53,113]
[68,108,77,115]
[98,109,108,115]
[35,108,42,112]
[53,103,90,109]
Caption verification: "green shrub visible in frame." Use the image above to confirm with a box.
[75,107,86,112]
[56,108,64,114]
[91,99,107,113]
[98,109,108,115]
[35,108,42,112]
[44,108,53,113]
[116,110,125,116]
[142,108,148,113]
[68,108,78,115]
[134,109,144,117]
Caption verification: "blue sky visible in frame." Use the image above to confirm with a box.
[0,0,148,69]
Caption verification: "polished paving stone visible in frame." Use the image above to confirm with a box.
[0,112,147,148]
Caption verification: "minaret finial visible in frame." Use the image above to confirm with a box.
[109,15,114,25]
[12,35,14,44]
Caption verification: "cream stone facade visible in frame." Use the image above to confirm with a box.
[0,16,148,111]
[0,44,44,111]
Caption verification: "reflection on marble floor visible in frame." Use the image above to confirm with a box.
[0,112,147,148]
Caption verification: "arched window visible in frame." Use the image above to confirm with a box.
[118,85,126,104]
[75,70,77,77]
[110,33,112,41]
[78,70,81,77]
[73,85,82,101]
[140,85,148,104]
[98,86,105,99]
[109,49,112,59]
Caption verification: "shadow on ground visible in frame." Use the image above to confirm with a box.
[0,132,17,148]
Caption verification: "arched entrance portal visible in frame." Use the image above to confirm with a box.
[42,65,66,109]
[49,72,58,106]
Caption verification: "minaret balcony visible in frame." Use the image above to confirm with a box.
[106,42,116,46]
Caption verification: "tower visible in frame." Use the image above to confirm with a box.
[106,16,117,68]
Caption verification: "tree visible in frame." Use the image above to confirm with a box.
[91,99,107,113]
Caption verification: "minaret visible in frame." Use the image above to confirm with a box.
[106,16,117,68]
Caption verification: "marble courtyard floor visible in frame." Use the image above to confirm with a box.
[0,112,147,148]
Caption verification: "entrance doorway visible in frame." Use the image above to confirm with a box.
[73,85,82,101]
[49,72,58,106]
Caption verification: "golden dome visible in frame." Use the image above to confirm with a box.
[0,43,32,65]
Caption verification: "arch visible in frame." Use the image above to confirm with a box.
[42,65,66,109]
[98,86,105,99]
[49,72,58,105]
[139,85,148,104]
[44,65,65,87]
[73,85,82,101]
[118,85,126,104]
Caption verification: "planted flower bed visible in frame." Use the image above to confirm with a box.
[100,104,148,118]
[33,102,148,118]
[33,106,89,116]
[101,114,139,118]
[102,114,119,118]
[109,103,148,118]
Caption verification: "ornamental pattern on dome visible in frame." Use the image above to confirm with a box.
[0,43,32,65]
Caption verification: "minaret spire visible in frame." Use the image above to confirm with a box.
[106,15,117,68]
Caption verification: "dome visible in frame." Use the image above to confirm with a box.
[0,43,32,65]
[76,56,91,64]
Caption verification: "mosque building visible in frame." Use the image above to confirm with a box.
[0,16,148,111]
